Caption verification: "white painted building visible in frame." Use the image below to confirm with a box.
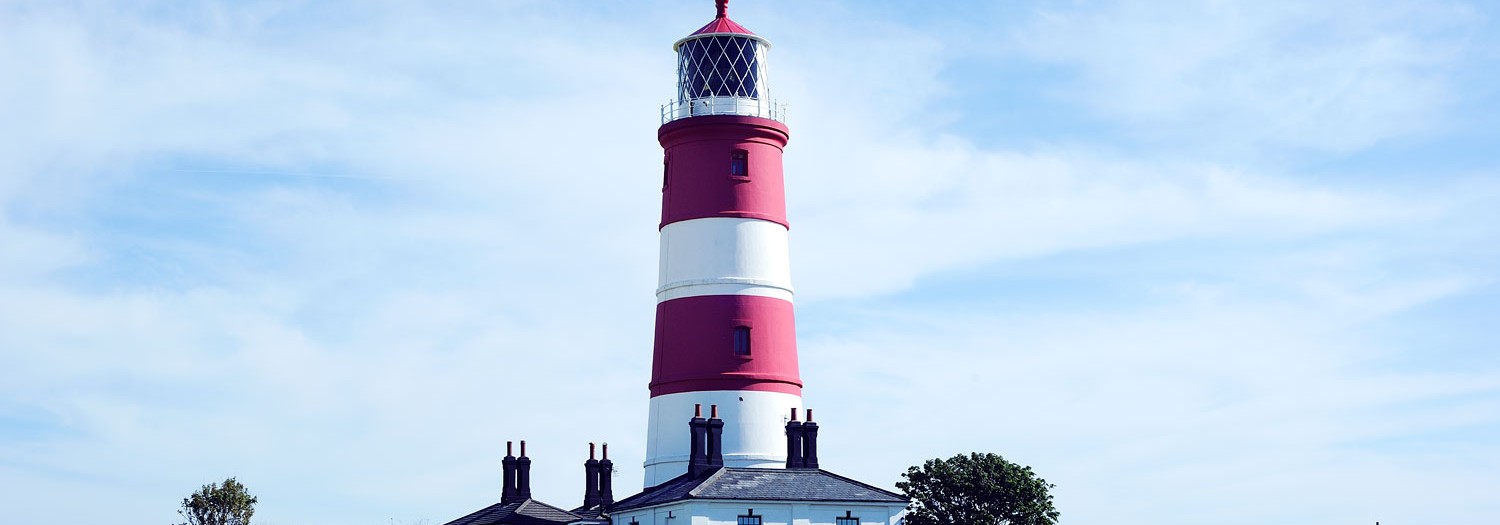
[606,468,908,525]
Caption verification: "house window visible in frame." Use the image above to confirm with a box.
[737,509,762,525]
[730,150,748,178]
[733,326,751,356]
[837,516,860,525]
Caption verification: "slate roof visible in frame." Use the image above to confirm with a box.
[569,503,609,523]
[441,498,582,525]
[610,468,908,512]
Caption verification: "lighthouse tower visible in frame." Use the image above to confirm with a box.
[438,5,910,524]
[643,0,800,486]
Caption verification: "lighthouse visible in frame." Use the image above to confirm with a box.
[643,0,801,486]
[439,4,911,524]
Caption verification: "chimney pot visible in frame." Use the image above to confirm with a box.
[599,442,615,507]
[803,418,820,470]
[516,441,533,500]
[688,412,709,476]
[501,441,519,504]
[784,417,804,469]
[706,414,725,468]
[583,442,601,509]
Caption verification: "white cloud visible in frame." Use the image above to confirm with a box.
[0,1,1497,525]
[1012,0,1477,153]
[800,266,1499,524]
[790,142,1412,299]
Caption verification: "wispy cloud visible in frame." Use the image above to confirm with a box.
[0,1,1496,525]
[1012,0,1478,153]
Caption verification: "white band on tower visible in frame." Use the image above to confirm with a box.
[657,217,794,303]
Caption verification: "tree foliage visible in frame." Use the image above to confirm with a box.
[896,452,1059,525]
[176,477,258,525]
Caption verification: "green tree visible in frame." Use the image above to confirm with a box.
[176,477,258,525]
[896,453,1059,525]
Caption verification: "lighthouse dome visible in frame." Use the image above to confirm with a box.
[663,0,784,123]
[679,0,758,42]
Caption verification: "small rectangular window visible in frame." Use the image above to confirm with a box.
[737,511,762,525]
[663,156,671,190]
[733,326,751,356]
[837,517,860,525]
[730,150,748,178]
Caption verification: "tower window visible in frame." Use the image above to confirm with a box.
[733,326,751,356]
[663,156,671,190]
[737,509,762,525]
[730,150,748,178]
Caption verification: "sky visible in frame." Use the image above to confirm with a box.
[1,0,1498,524]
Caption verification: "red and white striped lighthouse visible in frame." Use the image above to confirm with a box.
[643,0,801,486]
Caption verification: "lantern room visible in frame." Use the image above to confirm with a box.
[663,0,785,123]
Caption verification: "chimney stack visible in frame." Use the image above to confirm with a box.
[706,405,725,469]
[599,443,614,506]
[516,440,533,500]
[687,404,710,476]
[501,441,518,504]
[802,409,819,469]
[582,442,601,509]
[784,409,820,469]
[784,408,804,469]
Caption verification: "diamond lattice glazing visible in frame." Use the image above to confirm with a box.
[663,34,783,123]
[677,35,768,101]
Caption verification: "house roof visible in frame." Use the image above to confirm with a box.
[441,498,583,525]
[609,468,909,512]
[569,503,608,521]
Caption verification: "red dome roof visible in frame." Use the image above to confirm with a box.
[691,0,756,36]
[690,16,755,36]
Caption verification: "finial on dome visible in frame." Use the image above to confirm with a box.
[716,0,728,19]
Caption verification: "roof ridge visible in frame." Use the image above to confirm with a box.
[809,469,909,501]
[686,467,729,498]
[438,500,520,525]
[516,498,585,519]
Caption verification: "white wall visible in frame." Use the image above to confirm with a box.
[612,500,907,525]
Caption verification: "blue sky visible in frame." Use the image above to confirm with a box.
[2,1,1497,524]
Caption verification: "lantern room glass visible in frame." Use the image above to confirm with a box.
[664,34,784,123]
[677,35,766,100]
